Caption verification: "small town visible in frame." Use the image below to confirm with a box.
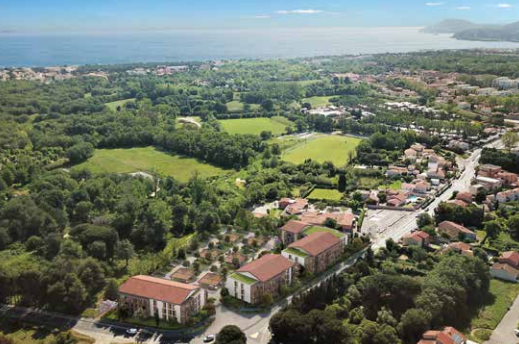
[4,43,519,344]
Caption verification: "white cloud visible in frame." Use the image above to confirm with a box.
[496,3,513,7]
[455,6,471,10]
[425,2,445,6]
[276,9,324,14]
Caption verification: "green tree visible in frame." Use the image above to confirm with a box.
[502,131,519,152]
[216,325,246,344]
[104,279,119,301]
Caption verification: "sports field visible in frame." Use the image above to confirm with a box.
[219,116,293,136]
[302,96,333,108]
[226,101,261,113]
[307,188,344,201]
[282,134,361,166]
[73,146,226,182]
[105,98,135,111]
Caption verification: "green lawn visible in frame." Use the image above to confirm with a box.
[105,98,135,111]
[219,117,293,136]
[307,188,343,201]
[302,96,333,108]
[302,226,345,239]
[283,247,309,258]
[0,321,93,344]
[388,180,403,190]
[225,101,261,113]
[468,279,519,342]
[282,135,361,166]
[73,147,226,182]
[230,272,257,285]
[358,177,383,189]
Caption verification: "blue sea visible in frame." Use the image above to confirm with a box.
[1,27,519,67]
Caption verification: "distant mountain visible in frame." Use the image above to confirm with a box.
[423,19,519,43]
[421,19,491,34]
[454,21,519,42]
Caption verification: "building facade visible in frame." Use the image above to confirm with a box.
[118,275,207,324]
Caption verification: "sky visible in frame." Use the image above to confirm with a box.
[0,0,518,32]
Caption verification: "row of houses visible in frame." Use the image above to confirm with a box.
[403,220,477,248]
[226,221,348,304]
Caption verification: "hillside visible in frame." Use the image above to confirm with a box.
[421,19,487,34]
[424,19,519,42]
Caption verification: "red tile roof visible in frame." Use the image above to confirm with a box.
[237,254,295,282]
[438,221,475,238]
[281,220,310,234]
[119,275,198,305]
[500,251,519,267]
[288,232,342,257]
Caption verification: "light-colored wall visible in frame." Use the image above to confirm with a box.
[491,269,518,283]
[226,276,253,303]
[282,250,307,267]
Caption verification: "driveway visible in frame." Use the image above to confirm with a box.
[485,294,519,344]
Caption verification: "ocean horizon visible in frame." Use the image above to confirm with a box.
[1,26,519,67]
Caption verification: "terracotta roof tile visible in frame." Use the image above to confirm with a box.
[237,254,295,282]
[119,275,198,305]
[281,220,310,234]
[288,232,342,257]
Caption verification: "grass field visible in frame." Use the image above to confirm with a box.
[358,177,383,189]
[105,98,135,111]
[73,147,226,182]
[282,135,361,166]
[302,96,333,108]
[0,321,94,344]
[226,101,261,113]
[468,279,519,342]
[302,226,345,239]
[219,117,293,136]
[307,188,343,201]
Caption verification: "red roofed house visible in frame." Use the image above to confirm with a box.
[498,251,519,269]
[455,192,473,205]
[443,242,473,256]
[280,220,311,245]
[282,232,344,274]
[283,198,309,215]
[437,221,476,242]
[226,254,295,304]
[490,263,519,282]
[403,231,431,247]
[417,327,466,344]
[118,275,207,324]
[300,212,357,233]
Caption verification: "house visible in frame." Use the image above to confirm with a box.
[225,252,248,267]
[404,148,418,162]
[197,272,223,290]
[455,192,473,205]
[478,164,502,178]
[225,254,295,304]
[280,220,311,245]
[498,251,519,268]
[498,172,518,186]
[300,212,356,233]
[437,221,476,242]
[386,191,407,207]
[469,184,484,196]
[282,232,344,274]
[417,327,466,344]
[475,176,502,191]
[496,188,519,204]
[171,268,195,283]
[386,166,408,177]
[403,231,430,247]
[413,181,430,194]
[118,275,207,324]
[443,242,473,256]
[199,249,220,260]
[490,263,519,282]
[283,198,309,215]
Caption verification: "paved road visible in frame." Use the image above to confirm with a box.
[485,293,519,344]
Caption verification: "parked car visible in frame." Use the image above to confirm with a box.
[126,328,138,335]
[203,334,215,342]
[514,329,519,337]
